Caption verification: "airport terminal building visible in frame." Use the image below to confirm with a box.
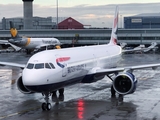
[0,17,67,30]
[1,14,160,48]
[124,13,160,29]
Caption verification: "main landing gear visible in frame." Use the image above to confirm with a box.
[110,85,124,102]
[41,88,64,111]
[52,88,64,103]
[107,74,124,102]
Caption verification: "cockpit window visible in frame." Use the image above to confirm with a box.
[35,63,44,69]
[27,63,34,69]
[45,63,51,69]
[26,63,55,69]
[49,63,55,69]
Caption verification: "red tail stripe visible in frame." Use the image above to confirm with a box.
[114,14,118,28]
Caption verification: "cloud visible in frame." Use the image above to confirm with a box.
[0,3,160,28]
[0,4,23,18]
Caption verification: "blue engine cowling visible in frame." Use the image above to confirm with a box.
[113,72,137,95]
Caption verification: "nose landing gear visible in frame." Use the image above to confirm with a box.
[41,88,64,111]
[42,92,51,111]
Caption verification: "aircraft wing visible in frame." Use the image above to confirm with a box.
[0,40,9,45]
[95,63,160,75]
[143,42,158,52]
[122,47,150,53]
[0,40,21,51]
[0,62,25,69]
[123,42,158,53]
[9,43,21,51]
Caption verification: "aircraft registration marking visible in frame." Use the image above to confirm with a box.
[42,40,58,44]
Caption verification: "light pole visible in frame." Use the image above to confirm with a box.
[56,0,58,29]
[120,15,122,28]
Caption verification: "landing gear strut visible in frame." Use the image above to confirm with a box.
[52,88,64,104]
[42,92,51,111]
[110,85,124,102]
[111,85,116,97]
[41,88,64,110]
[118,94,124,102]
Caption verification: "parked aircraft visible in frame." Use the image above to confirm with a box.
[1,6,160,111]
[8,21,61,54]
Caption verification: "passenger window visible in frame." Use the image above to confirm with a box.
[45,63,51,69]
[35,63,44,69]
[49,63,55,69]
[27,63,34,69]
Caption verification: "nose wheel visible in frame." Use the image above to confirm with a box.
[42,92,51,111]
[42,103,51,110]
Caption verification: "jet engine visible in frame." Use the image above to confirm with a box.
[17,76,32,94]
[113,72,137,95]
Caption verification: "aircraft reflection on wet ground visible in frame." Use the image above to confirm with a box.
[0,53,160,119]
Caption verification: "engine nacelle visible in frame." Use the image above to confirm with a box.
[113,72,137,95]
[17,76,32,94]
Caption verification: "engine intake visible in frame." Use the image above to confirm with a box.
[17,76,32,94]
[113,72,137,95]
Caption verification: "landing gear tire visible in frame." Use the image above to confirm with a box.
[42,103,47,111]
[118,94,124,102]
[42,92,52,111]
[59,88,64,95]
[46,103,51,110]
[42,103,51,111]
[52,91,58,102]
[59,88,64,101]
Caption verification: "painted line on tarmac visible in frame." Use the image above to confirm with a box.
[0,106,41,119]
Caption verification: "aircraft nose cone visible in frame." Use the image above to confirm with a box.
[22,69,55,92]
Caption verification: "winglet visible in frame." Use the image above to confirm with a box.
[109,6,119,45]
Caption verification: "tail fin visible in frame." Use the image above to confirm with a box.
[109,6,119,45]
[9,21,19,38]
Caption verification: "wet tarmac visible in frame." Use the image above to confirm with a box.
[0,52,160,120]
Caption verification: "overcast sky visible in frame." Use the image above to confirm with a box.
[0,1,160,28]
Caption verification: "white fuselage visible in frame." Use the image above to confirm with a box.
[9,37,60,50]
[23,38,60,49]
[22,44,122,92]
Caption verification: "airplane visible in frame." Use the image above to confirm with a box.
[8,21,61,54]
[1,6,160,111]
